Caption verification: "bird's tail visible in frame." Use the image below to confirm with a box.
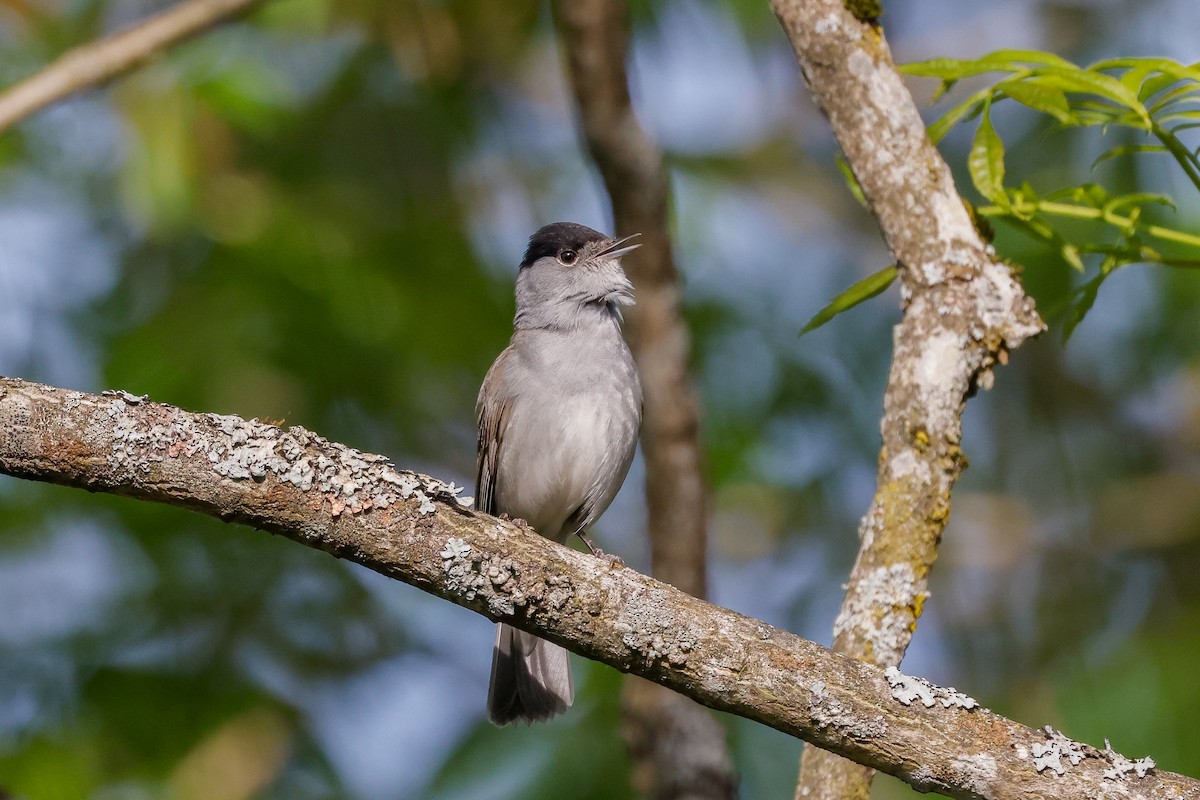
[487,623,574,725]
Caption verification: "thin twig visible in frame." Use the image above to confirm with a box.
[0,0,268,134]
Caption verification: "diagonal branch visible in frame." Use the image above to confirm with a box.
[550,1,734,797]
[766,2,1045,798]
[0,0,268,134]
[0,377,1190,800]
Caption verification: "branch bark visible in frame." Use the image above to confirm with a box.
[0,377,1190,800]
[551,2,735,798]
[766,3,1045,799]
[0,0,267,134]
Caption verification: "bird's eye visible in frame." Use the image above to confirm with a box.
[558,249,577,265]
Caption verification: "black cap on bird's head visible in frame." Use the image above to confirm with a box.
[521,223,606,269]
[513,222,642,329]
[520,222,641,270]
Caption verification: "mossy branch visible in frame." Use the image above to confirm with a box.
[0,376,1192,800]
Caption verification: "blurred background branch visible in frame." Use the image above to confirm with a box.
[551,1,736,797]
[0,0,268,133]
[768,2,1044,798]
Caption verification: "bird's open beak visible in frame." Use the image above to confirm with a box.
[596,233,642,260]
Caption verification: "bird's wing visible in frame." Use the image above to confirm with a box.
[475,349,512,516]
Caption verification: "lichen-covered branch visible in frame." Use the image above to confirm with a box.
[0,0,267,134]
[551,1,734,797]
[0,377,1191,800]
[766,2,1045,798]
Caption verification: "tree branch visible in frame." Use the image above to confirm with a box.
[0,376,1189,800]
[0,0,267,134]
[551,1,734,797]
[766,4,1047,798]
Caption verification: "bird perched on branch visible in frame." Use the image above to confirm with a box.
[476,222,643,725]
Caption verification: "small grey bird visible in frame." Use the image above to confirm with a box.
[477,222,643,725]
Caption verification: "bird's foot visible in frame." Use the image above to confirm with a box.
[498,513,531,529]
[577,531,624,567]
[598,551,624,568]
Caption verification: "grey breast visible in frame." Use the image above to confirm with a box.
[492,322,642,542]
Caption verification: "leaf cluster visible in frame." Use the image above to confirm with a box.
[907,52,1200,339]
[806,53,1200,339]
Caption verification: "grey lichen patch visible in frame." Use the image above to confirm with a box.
[973,258,1045,345]
[834,563,926,659]
[1102,739,1156,780]
[615,589,701,668]
[1029,726,1085,776]
[847,49,928,199]
[543,574,575,612]
[812,11,859,41]
[907,766,941,793]
[100,396,465,519]
[884,666,979,710]
[913,326,969,435]
[440,536,527,617]
[910,754,998,796]
[102,389,148,404]
[949,753,998,795]
[808,679,887,740]
[63,391,85,410]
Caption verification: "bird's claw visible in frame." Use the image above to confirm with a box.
[576,531,623,567]
[596,550,624,568]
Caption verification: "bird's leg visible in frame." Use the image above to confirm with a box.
[576,529,623,568]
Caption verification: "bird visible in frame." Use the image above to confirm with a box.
[476,221,644,725]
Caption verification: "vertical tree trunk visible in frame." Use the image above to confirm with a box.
[552,1,737,797]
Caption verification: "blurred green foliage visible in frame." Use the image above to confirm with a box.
[0,2,1198,799]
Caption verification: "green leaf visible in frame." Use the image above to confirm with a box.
[1093,57,1200,103]
[1061,242,1086,272]
[997,78,1073,122]
[996,213,1063,245]
[1062,272,1108,342]
[1117,64,1160,96]
[1104,192,1175,214]
[1073,108,1123,126]
[1032,66,1151,125]
[1156,109,1200,126]
[901,58,1019,80]
[1147,82,1200,114]
[969,103,1007,204]
[926,86,994,143]
[836,153,868,208]
[905,51,1070,76]
[1046,183,1109,207]
[1091,56,1200,79]
[984,49,1078,69]
[1091,144,1169,170]
[1140,72,1189,103]
[903,50,1074,81]
[931,78,957,103]
[800,265,898,335]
